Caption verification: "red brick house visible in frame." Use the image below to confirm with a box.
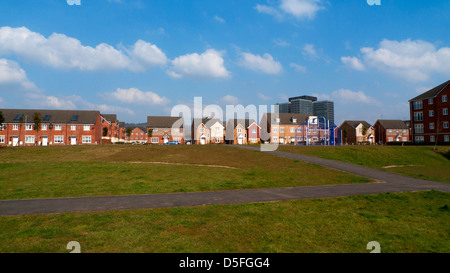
[409,80,450,143]
[101,114,122,144]
[147,116,185,144]
[224,119,255,145]
[340,120,375,144]
[0,109,102,146]
[373,120,410,144]
[124,126,148,144]
[247,121,261,144]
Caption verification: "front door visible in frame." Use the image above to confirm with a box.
[42,137,48,146]
[12,137,19,147]
[200,136,206,145]
[71,137,77,145]
[238,135,243,145]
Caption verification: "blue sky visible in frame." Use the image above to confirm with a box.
[0,0,449,125]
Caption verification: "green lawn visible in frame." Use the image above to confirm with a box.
[1,191,448,253]
[0,145,371,200]
[276,145,450,182]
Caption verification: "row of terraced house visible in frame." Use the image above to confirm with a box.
[1,80,448,146]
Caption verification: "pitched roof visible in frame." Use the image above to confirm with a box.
[192,118,223,129]
[225,119,256,129]
[376,119,410,129]
[101,114,117,123]
[0,109,100,124]
[341,120,372,129]
[147,116,184,128]
[409,80,450,101]
[118,121,126,128]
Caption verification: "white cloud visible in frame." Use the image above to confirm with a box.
[258,93,272,101]
[341,56,365,71]
[220,95,239,105]
[239,52,283,74]
[130,39,168,68]
[290,63,307,73]
[0,59,37,89]
[0,26,166,72]
[108,88,169,105]
[345,39,450,82]
[214,15,225,23]
[302,44,318,59]
[255,4,284,21]
[256,0,325,21]
[331,89,381,106]
[273,38,290,47]
[280,0,325,20]
[167,49,230,79]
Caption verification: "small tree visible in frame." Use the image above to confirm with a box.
[126,128,132,138]
[33,112,42,146]
[343,129,348,144]
[361,125,368,142]
[103,127,108,137]
[0,111,4,128]
[148,128,153,138]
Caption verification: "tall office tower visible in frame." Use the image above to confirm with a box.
[289,98,314,114]
[276,102,291,113]
[313,100,335,124]
[289,95,318,103]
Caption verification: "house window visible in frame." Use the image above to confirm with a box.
[151,137,159,143]
[82,136,92,143]
[414,124,424,134]
[290,127,295,133]
[429,123,435,130]
[273,127,278,133]
[273,137,278,142]
[215,137,220,143]
[54,136,64,143]
[428,98,433,105]
[25,136,35,144]
[84,125,90,131]
[429,110,434,117]
[42,124,47,131]
[443,95,448,102]
[297,128,301,133]
[55,124,62,131]
[280,127,284,133]
[26,124,33,130]
[252,128,257,134]
[413,100,423,110]
[430,136,435,143]
[0,136,5,143]
[71,125,76,131]
[154,128,158,132]
[414,112,423,122]
[237,128,242,133]
[415,136,424,143]
[200,128,205,133]
[402,137,407,142]
[174,137,181,143]
[444,135,450,142]
[388,137,394,142]
[13,124,18,130]
[443,108,448,116]
[444,122,449,129]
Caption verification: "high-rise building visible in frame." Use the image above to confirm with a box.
[275,94,334,124]
[313,100,334,124]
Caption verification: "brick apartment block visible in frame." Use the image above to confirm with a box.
[0,109,102,146]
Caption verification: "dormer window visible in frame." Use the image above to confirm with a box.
[275,118,280,123]
[292,118,297,123]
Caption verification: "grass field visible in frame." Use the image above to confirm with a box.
[1,144,449,253]
[0,191,448,253]
[277,145,450,182]
[0,145,370,200]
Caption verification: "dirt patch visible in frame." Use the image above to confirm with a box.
[382,165,422,169]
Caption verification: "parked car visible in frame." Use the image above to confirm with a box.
[163,141,179,145]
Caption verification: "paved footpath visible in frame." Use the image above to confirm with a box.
[1,145,449,216]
